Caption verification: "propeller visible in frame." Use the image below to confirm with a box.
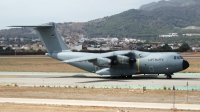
[110,52,137,68]
[128,52,136,68]
[110,56,118,68]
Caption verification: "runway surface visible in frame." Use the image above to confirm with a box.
[0,98,200,110]
[0,72,200,90]
[0,56,199,58]
[0,56,49,58]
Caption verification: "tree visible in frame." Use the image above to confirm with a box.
[179,43,190,52]
[136,42,143,45]
[37,49,43,52]
[161,43,172,51]
[5,47,13,51]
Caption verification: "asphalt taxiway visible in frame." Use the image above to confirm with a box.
[0,72,200,110]
[0,72,200,90]
[0,98,200,110]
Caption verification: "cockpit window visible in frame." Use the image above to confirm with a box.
[174,56,176,59]
[174,56,183,60]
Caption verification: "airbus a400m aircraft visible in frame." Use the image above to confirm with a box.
[11,22,189,79]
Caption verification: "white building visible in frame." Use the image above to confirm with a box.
[78,38,84,43]
[20,38,24,42]
[171,45,180,50]
[111,38,118,42]
[87,46,110,51]
[159,33,179,38]
[183,33,200,37]
[192,46,200,51]
[70,44,82,51]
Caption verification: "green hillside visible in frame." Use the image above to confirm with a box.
[84,3,200,37]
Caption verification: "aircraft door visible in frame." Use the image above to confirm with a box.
[166,59,172,73]
[149,66,154,72]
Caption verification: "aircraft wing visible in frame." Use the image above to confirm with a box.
[63,51,130,63]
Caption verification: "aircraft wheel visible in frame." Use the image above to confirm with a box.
[111,77,117,79]
[121,76,126,78]
[127,75,132,78]
[169,75,172,79]
[166,75,172,79]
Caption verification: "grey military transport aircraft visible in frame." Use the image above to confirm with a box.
[10,22,189,79]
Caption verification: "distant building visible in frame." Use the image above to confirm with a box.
[183,33,200,37]
[21,44,31,50]
[20,38,24,42]
[14,36,20,42]
[87,46,110,51]
[32,42,46,51]
[192,45,200,51]
[70,44,82,51]
[128,44,138,50]
[78,38,85,43]
[171,45,180,50]
[0,41,4,44]
[111,45,123,50]
[1,37,7,41]
[159,33,179,38]
[64,37,71,43]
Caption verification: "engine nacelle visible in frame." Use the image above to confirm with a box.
[95,57,111,67]
[116,55,130,64]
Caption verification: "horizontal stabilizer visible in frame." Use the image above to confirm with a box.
[9,25,53,28]
[9,22,55,28]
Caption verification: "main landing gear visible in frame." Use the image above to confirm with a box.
[165,74,173,79]
[166,75,172,79]
[110,75,132,79]
[121,75,132,78]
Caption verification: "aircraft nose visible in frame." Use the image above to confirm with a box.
[182,60,189,70]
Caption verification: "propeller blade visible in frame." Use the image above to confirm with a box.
[128,52,137,68]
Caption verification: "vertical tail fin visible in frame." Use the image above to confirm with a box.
[10,22,70,53]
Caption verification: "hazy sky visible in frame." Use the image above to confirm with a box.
[0,0,160,30]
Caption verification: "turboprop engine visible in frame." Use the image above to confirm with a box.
[94,57,111,67]
[116,55,136,65]
[116,55,130,64]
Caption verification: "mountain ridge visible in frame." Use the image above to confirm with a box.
[84,3,200,37]
[139,0,200,11]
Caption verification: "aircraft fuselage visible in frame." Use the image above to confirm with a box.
[47,50,189,78]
